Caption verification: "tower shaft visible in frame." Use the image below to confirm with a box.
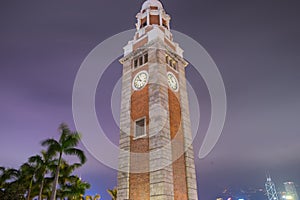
[117,1,198,199]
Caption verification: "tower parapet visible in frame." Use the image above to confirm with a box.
[123,0,184,58]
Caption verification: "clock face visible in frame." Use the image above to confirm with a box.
[133,71,148,90]
[167,72,178,91]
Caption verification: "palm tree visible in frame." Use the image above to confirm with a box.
[0,166,6,188]
[60,175,90,200]
[58,160,82,182]
[56,160,82,199]
[85,195,92,200]
[19,162,36,200]
[107,188,117,200]
[41,176,54,199]
[84,194,100,200]
[0,167,20,198]
[28,150,56,200]
[0,167,19,187]
[0,167,4,198]
[1,168,26,200]
[41,123,86,200]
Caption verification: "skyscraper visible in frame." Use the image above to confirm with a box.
[117,0,198,199]
[284,182,299,200]
[265,176,279,200]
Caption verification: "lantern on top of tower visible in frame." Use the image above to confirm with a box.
[136,0,171,30]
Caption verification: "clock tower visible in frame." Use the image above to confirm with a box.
[117,0,198,199]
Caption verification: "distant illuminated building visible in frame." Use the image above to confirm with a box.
[282,194,294,200]
[284,182,299,200]
[216,187,266,200]
[265,176,279,200]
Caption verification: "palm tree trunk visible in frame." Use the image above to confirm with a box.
[50,152,62,200]
[38,171,46,200]
[26,176,34,200]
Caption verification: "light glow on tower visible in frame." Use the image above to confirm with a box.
[283,195,294,200]
[265,175,279,200]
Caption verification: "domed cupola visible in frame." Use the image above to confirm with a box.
[141,0,163,12]
[136,0,171,30]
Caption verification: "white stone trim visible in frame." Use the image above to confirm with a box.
[147,10,150,26]
[178,64,199,200]
[147,27,165,42]
[123,42,133,56]
[117,60,132,200]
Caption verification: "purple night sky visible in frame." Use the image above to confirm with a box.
[1,0,300,199]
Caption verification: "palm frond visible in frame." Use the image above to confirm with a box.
[28,154,43,164]
[41,139,62,158]
[62,133,81,149]
[48,160,59,172]
[70,163,82,170]
[64,148,87,164]
[59,123,69,131]
[41,138,60,148]
[107,188,117,200]
[42,149,56,160]
[59,123,71,143]
[1,168,19,181]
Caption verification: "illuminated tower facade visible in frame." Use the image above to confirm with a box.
[117,0,198,199]
[265,176,279,200]
[284,182,299,200]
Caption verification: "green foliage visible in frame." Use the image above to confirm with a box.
[84,194,101,200]
[42,123,87,200]
[0,123,90,200]
[58,175,91,199]
[0,167,26,200]
[107,188,117,200]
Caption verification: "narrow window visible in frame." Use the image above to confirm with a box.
[166,55,178,71]
[141,18,147,28]
[172,61,177,71]
[134,59,138,68]
[173,62,178,71]
[139,56,143,66]
[135,118,146,138]
[144,53,148,63]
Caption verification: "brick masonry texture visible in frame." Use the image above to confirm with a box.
[168,89,188,200]
[129,84,150,200]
